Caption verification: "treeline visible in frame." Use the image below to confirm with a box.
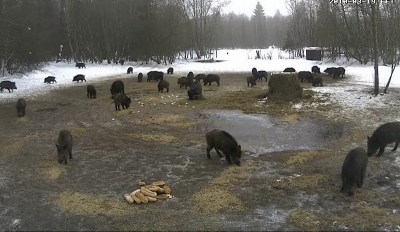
[217,9,288,49]
[284,0,400,65]
[0,0,289,76]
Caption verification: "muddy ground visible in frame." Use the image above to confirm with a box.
[0,72,400,231]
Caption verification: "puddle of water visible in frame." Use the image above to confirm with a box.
[193,110,349,156]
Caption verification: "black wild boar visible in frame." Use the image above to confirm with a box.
[86,85,97,99]
[367,121,400,157]
[119,59,125,65]
[147,71,157,82]
[147,71,163,82]
[247,76,257,87]
[257,71,269,82]
[311,66,321,74]
[298,71,314,83]
[206,129,242,166]
[203,74,220,86]
[44,76,57,84]
[251,68,258,77]
[72,74,86,83]
[167,67,174,74]
[311,76,323,87]
[283,67,296,72]
[0,81,17,93]
[16,98,26,117]
[341,147,368,196]
[56,130,73,165]
[324,67,336,75]
[177,77,189,88]
[114,93,131,111]
[194,74,206,81]
[187,80,202,100]
[127,67,133,74]
[187,71,194,87]
[154,71,164,81]
[110,80,125,99]
[138,72,143,82]
[158,79,170,93]
[75,62,86,69]
[333,67,346,79]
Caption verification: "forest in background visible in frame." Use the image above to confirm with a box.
[0,0,399,81]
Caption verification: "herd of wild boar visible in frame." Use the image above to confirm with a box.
[3,62,398,197]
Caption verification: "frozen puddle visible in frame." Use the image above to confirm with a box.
[194,110,350,156]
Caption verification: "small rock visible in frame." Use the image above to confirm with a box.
[12,219,21,227]
[112,118,115,121]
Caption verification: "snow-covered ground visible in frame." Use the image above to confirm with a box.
[0,47,400,103]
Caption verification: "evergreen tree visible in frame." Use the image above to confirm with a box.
[252,1,267,48]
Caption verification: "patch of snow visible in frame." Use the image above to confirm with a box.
[1,48,400,107]
[305,84,400,127]
[295,191,319,207]
[292,103,302,109]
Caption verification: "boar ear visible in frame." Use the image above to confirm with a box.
[55,144,59,148]
[367,136,370,141]
[238,145,241,149]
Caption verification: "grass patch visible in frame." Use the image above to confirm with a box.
[2,138,25,157]
[170,121,199,129]
[40,156,67,181]
[138,114,185,126]
[46,166,66,181]
[192,161,261,213]
[286,149,334,166]
[328,203,400,230]
[126,133,177,144]
[192,186,244,213]
[55,192,134,216]
[175,88,321,117]
[270,174,329,191]
[16,116,28,124]
[115,109,133,116]
[137,114,199,129]
[279,113,301,124]
[69,127,88,136]
[186,89,267,113]
[289,209,320,231]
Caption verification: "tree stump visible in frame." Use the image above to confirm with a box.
[267,73,303,100]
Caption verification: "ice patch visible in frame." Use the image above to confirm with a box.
[11,219,21,227]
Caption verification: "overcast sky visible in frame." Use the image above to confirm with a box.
[222,0,288,17]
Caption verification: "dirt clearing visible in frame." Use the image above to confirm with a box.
[0,72,399,231]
